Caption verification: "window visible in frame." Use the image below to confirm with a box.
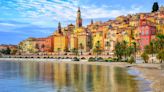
[152,30,155,35]
[142,27,144,31]
[108,33,110,36]
[142,31,144,35]
[146,31,149,35]
[99,32,103,36]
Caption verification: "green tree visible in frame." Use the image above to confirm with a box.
[0,53,2,58]
[41,44,45,52]
[0,49,4,54]
[144,45,151,54]
[156,34,164,51]
[79,43,84,55]
[64,48,69,52]
[105,41,110,50]
[114,42,124,61]
[6,47,11,55]
[0,47,11,55]
[126,46,135,57]
[87,36,93,50]
[93,41,102,55]
[71,48,78,56]
[132,42,137,57]
[128,56,135,64]
[57,48,61,56]
[35,44,39,52]
[152,2,159,12]
[11,49,17,55]
[122,41,128,59]
[141,52,149,63]
[156,50,164,63]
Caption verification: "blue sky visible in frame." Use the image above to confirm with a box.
[0,0,164,45]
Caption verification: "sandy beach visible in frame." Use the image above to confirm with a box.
[132,64,164,92]
[0,58,163,92]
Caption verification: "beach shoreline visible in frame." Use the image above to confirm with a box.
[0,58,130,67]
[0,58,163,92]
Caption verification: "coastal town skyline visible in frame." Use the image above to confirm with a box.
[0,0,164,44]
[0,1,163,92]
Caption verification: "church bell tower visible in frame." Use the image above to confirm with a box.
[76,7,82,28]
[58,22,62,34]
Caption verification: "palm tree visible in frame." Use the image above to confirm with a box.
[35,44,39,52]
[156,34,164,51]
[95,41,102,54]
[79,43,84,55]
[0,53,2,58]
[150,41,154,63]
[132,42,137,61]
[141,52,149,63]
[41,44,45,52]
[93,41,102,60]
[122,40,128,59]
[57,48,61,56]
[129,27,135,46]
[156,50,164,63]
[126,46,134,57]
[105,41,110,50]
[114,42,124,61]
[71,48,78,56]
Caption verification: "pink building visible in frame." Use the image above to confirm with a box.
[139,25,156,50]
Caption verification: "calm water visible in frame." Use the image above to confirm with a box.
[0,61,141,92]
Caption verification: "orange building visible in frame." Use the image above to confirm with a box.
[35,36,54,52]
[0,44,17,55]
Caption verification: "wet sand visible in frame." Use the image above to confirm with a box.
[133,64,164,92]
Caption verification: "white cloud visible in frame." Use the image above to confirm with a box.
[14,0,143,23]
[0,23,16,27]
[0,0,144,30]
[82,5,143,19]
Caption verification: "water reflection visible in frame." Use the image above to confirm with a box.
[0,61,139,92]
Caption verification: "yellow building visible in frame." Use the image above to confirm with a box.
[70,34,78,50]
[72,27,91,52]
[129,20,139,27]
[70,7,91,52]
[53,22,68,52]
[89,24,109,51]
[156,24,164,34]
[19,38,37,54]
[54,35,68,52]
[106,28,117,53]
[123,27,139,46]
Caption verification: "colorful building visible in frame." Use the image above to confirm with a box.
[53,22,68,53]
[70,7,91,53]
[139,25,156,50]
[19,38,37,54]
[19,36,54,54]
[35,36,54,53]
[106,28,117,53]
[17,5,164,55]
[0,44,17,55]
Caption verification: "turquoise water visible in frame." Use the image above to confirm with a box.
[0,61,141,92]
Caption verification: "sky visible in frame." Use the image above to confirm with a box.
[0,0,164,45]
